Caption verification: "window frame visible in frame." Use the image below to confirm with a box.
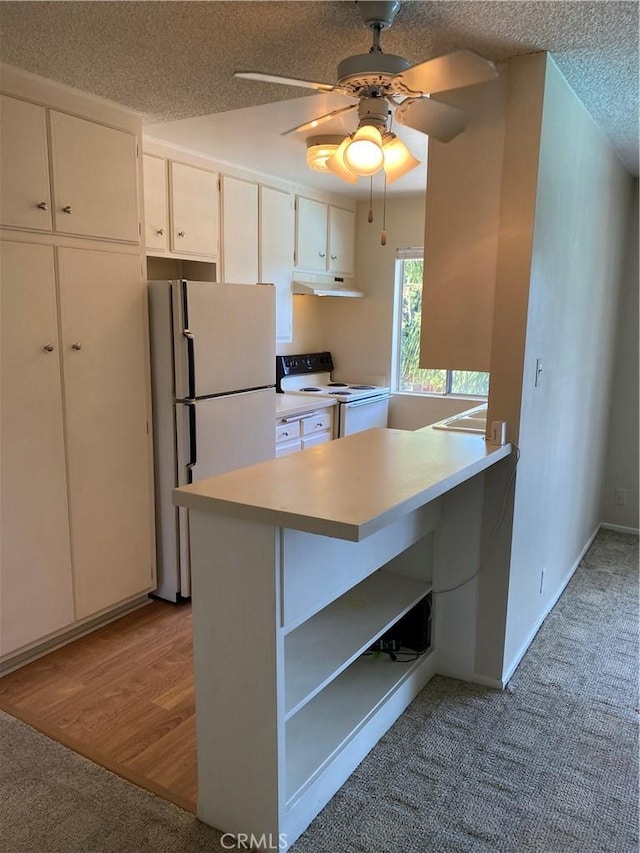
[392,249,489,399]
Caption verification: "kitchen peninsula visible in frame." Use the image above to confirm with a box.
[174,427,512,850]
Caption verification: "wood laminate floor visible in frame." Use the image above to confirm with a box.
[0,601,197,812]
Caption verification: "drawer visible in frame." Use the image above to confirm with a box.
[302,432,331,449]
[276,420,301,444]
[300,410,332,437]
[276,439,302,457]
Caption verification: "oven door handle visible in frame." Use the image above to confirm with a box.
[343,395,390,409]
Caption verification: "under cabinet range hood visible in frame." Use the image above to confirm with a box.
[292,272,364,298]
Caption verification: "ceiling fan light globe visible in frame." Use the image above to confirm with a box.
[382,136,421,183]
[344,125,384,176]
[325,136,359,184]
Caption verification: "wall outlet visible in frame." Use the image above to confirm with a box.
[534,358,543,387]
[614,488,628,506]
[490,420,507,445]
[539,569,545,595]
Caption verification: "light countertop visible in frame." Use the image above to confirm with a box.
[174,427,512,542]
[275,395,336,418]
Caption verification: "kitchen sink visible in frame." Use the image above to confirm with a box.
[432,405,487,434]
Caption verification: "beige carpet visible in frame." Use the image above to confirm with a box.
[1,528,638,852]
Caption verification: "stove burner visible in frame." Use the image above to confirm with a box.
[349,385,375,390]
[329,390,352,396]
[300,387,321,392]
[328,382,348,387]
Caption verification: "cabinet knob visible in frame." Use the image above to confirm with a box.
[331,255,337,260]
[157,228,165,236]
[62,205,72,214]
[37,201,48,211]
[178,230,186,237]
[318,252,326,258]
[282,431,289,437]
[43,343,54,352]
[71,342,82,351]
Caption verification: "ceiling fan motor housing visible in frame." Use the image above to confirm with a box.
[337,52,411,95]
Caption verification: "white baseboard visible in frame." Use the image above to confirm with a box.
[599,522,639,536]
[500,524,601,687]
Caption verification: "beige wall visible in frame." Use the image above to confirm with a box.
[479,54,635,678]
[600,180,639,531]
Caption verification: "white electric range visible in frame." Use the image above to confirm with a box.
[276,352,390,437]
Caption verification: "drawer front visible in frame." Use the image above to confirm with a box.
[276,439,302,457]
[302,432,331,449]
[276,420,301,444]
[300,411,332,437]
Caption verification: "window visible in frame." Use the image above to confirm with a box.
[393,250,490,396]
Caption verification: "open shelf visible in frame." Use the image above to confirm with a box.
[285,648,432,805]
[284,570,430,719]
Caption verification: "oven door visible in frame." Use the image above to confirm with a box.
[339,395,390,437]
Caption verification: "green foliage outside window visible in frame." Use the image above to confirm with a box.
[398,257,489,396]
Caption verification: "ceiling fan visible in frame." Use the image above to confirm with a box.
[234,1,498,185]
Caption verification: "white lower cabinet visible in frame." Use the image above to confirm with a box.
[0,240,155,658]
[189,500,440,849]
[275,408,333,457]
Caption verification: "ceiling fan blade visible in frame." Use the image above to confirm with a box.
[234,71,346,94]
[394,97,466,143]
[392,50,498,96]
[281,104,358,136]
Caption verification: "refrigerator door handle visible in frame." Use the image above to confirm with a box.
[186,401,197,482]
[183,329,196,400]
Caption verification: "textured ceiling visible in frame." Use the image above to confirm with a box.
[0,0,638,179]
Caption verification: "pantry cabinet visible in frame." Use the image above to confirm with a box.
[169,161,219,258]
[0,241,75,654]
[221,175,259,283]
[295,195,355,276]
[0,95,140,243]
[260,185,294,343]
[220,175,294,342]
[0,240,155,656]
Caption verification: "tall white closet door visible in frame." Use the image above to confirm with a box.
[0,241,74,655]
[57,247,154,619]
[260,186,294,342]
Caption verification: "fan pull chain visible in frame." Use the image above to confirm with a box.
[380,171,388,246]
[368,176,374,223]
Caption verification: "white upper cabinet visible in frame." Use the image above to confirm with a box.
[49,110,140,243]
[143,153,169,252]
[328,205,356,275]
[170,161,219,258]
[0,95,52,232]
[221,175,259,283]
[295,196,355,276]
[260,185,294,343]
[295,196,329,272]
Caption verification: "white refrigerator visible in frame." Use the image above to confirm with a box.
[148,280,276,601]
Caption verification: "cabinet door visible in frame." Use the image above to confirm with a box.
[170,161,219,257]
[295,196,328,271]
[260,185,294,342]
[222,175,259,283]
[328,206,355,275]
[57,247,154,620]
[0,96,52,232]
[143,154,169,251]
[49,111,140,243]
[0,241,74,655]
